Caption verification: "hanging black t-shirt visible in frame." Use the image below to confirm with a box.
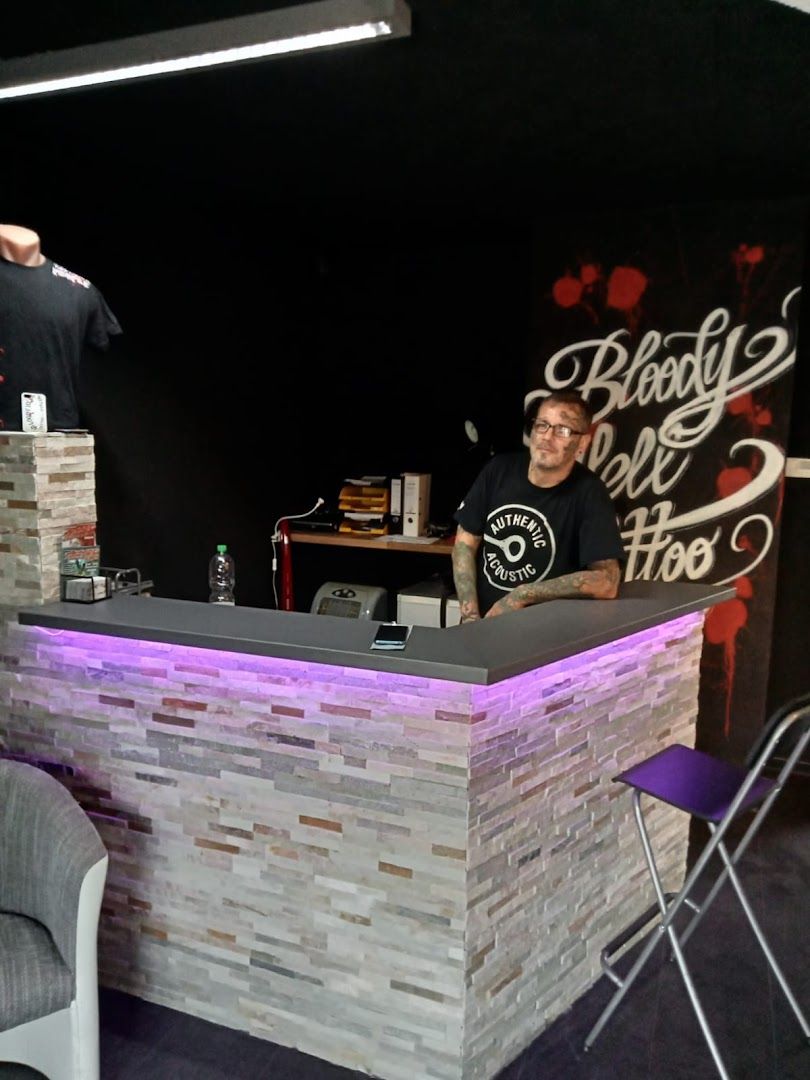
[454,452,625,614]
[0,256,121,430]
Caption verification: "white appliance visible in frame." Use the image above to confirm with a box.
[402,472,431,537]
[311,582,388,620]
[397,579,461,628]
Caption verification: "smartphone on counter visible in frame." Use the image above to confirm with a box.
[370,623,411,651]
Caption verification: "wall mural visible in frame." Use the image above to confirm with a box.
[528,202,804,759]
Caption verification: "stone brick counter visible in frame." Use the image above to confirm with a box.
[0,432,727,1080]
[3,607,709,1080]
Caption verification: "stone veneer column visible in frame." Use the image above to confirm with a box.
[0,433,96,607]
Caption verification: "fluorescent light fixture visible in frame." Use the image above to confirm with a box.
[766,0,810,12]
[0,0,411,102]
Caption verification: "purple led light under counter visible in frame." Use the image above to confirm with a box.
[26,609,704,703]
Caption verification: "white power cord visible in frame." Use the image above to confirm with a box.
[271,497,324,609]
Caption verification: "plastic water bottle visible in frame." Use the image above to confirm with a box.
[208,544,235,605]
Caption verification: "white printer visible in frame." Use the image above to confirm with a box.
[397,579,461,628]
[311,582,388,620]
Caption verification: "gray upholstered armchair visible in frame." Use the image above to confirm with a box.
[0,760,108,1080]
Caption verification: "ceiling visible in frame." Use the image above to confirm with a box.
[2,1,809,229]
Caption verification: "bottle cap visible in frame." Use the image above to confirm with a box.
[217,544,227,553]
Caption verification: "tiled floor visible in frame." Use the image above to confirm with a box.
[97,780,810,1080]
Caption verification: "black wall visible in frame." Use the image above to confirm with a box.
[2,2,810,678]
[77,216,530,608]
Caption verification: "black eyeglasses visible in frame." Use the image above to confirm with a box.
[531,419,587,440]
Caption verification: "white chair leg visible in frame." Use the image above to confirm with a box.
[0,1007,75,1080]
[73,855,107,1080]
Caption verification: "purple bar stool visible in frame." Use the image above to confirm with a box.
[584,692,810,1080]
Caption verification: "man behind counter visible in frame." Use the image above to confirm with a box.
[452,391,624,621]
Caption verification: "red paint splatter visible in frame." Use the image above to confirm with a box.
[733,244,750,271]
[707,464,762,736]
[548,259,648,333]
[580,263,600,285]
[731,243,767,318]
[716,466,752,499]
[704,597,750,737]
[727,393,754,417]
[705,598,748,645]
[726,392,772,432]
[606,266,648,312]
[552,275,583,308]
[735,576,753,599]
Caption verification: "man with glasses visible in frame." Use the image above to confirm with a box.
[452,390,624,621]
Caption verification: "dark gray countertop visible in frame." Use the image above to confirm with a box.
[18,581,732,685]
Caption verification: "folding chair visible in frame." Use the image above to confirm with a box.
[584,692,810,1080]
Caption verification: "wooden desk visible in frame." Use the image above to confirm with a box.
[289,530,454,555]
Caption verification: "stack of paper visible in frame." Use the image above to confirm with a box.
[338,479,390,536]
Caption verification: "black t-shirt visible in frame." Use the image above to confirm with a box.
[0,256,122,430]
[454,452,625,614]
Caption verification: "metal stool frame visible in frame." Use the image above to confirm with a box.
[584,693,810,1080]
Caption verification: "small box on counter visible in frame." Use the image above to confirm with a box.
[60,523,99,577]
[60,545,101,577]
[61,575,111,603]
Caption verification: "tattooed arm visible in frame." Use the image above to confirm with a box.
[484,559,621,619]
[452,526,483,623]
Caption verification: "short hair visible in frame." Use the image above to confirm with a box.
[523,391,593,437]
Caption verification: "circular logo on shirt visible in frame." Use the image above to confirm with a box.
[482,503,556,592]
